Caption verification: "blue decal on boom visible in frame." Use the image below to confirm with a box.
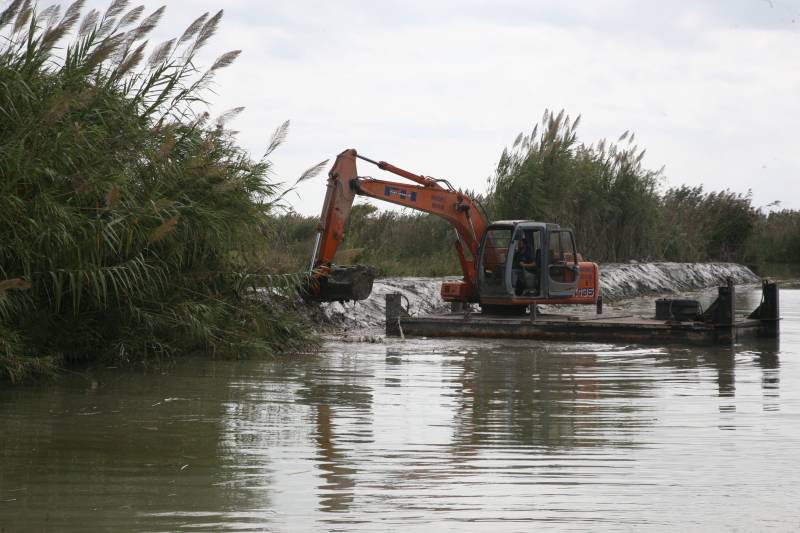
[383,186,417,202]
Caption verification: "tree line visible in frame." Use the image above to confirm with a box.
[278,109,797,273]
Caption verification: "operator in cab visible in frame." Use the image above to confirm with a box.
[513,235,539,296]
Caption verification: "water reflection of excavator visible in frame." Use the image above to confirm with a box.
[307,149,601,314]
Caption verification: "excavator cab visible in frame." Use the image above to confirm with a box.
[477,221,580,301]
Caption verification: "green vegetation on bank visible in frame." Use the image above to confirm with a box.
[756,209,800,264]
[0,1,314,382]
[277,110,797,275]
[268,206,460,276]
[2,4,797,384]
[490,110,797,265]
[489,110,766,263]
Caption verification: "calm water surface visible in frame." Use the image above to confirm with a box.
[2,285,799,532]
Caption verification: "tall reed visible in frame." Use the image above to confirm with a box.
[488,109,760,264]
[0,1,314,382]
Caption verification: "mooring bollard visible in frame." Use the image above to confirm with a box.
[749,279,780,337]
[698,278,737,342]
[709,278,737,342]
[764,280,780,337]
[717,278,735,327]
[385,293,404,336]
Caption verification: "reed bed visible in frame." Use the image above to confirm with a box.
[0,1,315,382]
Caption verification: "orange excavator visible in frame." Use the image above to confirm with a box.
[306,149,601,314]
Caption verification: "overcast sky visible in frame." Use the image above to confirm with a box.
[83,0,800,215]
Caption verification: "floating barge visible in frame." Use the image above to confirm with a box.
[385,280,780,344]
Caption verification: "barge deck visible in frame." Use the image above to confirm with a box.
[385,280,780,344]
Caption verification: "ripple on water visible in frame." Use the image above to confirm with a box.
[0,286,798,531]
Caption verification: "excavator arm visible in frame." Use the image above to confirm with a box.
[307,149,488,302]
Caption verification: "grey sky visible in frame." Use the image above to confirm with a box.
[82,0,800,214]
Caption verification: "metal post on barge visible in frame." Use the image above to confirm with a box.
[698,278,736,342]
[720,279,735,342]
[749,280,780,338]
[385,293,412,337]
[385,293,402,336]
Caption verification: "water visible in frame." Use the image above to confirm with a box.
[1,283,799,532]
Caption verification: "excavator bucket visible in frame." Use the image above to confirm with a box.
[305,264,376,302]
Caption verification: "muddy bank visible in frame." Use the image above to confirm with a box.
[316,262,760,330]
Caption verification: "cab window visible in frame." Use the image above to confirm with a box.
[481,228,512,292]
[548,230,578,282]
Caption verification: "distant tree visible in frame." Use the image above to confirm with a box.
[750,209,800,264]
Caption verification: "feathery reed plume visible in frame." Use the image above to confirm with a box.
[86,32,124,68]
[40,0,84,50]
[296,160,328,185]
[117,39,146,75]
[193,9,222,51]
[210,49,240,71]
[148,216,179,244]
[264,120,289,158]
[214,106,244,128]
[103,0,129,20]
[0,279,32,293]
[177,12,207,45]
[40,4,61,27]
[12,1,32,34]
[147,37,174,67]
[132,5,164,40]
[60,0,85,30]
[117,4,142,28]
[0,0,24,29]
[78,8,98,36]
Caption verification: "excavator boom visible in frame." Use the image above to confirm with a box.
[308,149,488,302]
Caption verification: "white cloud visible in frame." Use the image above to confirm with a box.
[81,0,800,213]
